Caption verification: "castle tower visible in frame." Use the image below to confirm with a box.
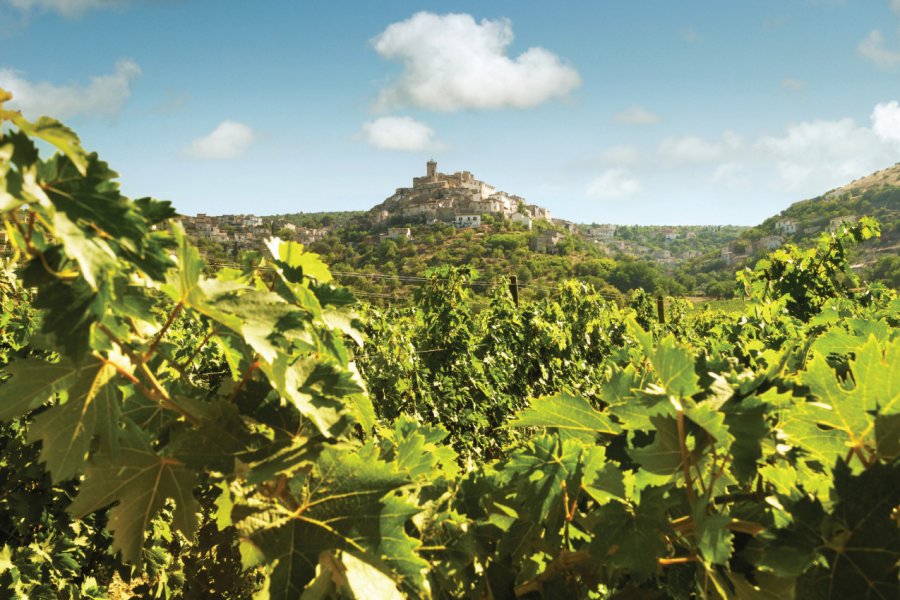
[427,159,437,179]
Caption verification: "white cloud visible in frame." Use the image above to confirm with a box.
[372,12,581,111]
[892,0,900,14]
[586,168,641,200]
[858,30,900,68]
[613,105,660,125]
[600,145,640,167]
[755,117,898,192]
[872,100,900,142]
[362,116,438,152]
[6,0,121,17]
[0,58,140,120]
[658,131,742,166]
[588,102,900,205]
[780,77,807,92]
[710,162,751,191]
[184,120,255,160]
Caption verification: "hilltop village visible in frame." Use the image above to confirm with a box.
[176,160,751,267]
[369,160,552,229]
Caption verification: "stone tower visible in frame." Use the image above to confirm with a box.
[427,159,437,180]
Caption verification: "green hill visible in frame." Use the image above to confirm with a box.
[304,217,626,303]
[678,164,900,292]
[751,163,900,256]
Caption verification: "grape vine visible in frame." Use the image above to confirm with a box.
[0,89,897,599]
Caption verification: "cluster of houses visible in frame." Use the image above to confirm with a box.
[370,161,553,230]
[718,215,856,265]
[584,225,711,265]
[181,213,329,251]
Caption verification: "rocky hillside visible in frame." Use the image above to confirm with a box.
[677,163,900,292]
[751,163,899,261]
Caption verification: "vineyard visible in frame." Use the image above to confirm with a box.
[0,93,898,598]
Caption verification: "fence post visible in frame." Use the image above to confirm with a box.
[509,275,520,307]
[657,296,666,324]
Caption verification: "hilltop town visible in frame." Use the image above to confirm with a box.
[369,160,552,229]
[19,158,887,302]
[175,161,748,267]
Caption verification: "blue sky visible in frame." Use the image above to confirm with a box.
[1,0,899,224]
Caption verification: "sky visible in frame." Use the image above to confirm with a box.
[1,0,899,225]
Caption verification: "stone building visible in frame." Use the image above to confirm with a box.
[530,230,564,253]
[387,227,412,240]
[454,215,481,228]
[757,235,783,251]
[370,161,551,226]
[775,219,798,234]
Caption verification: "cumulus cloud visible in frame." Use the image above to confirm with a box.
[600,145,640,167]
[588,101,900,203]
[6,0,121,17]
[658,131,742,166]
[372,12,581,111]
[755,117,898,192]
[613,105,660,125]
[872,100,900,142]
[710,162,751,191]
[586,168,641,200]
[362,116,439,152]
[184,120,255,160]
[858,30,900,68]
[0,58,140,120]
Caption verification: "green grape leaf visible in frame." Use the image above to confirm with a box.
[694,510,734,566]
[629,416,683,476]
[794,461,900,599]
[50,210,116,290]
[240,443,426,598]
[600,363,643,407]
[685,400,733,446]
[581,446,626,505]
[21,260,101,361]
[27,360,120,481]
[874,414,900,460]
[727,572,796,599]
[8,114,89,175]
[259,355,349,438]
[389,416,458,480]
[651,335,700,398]
[499,433,584,523]
[811,328,865,358]
[340,553,405,600]
[588,487,675,579]
[0,357,89,421]
[241,434,324,485]
[758,463,798,497]
[68,424,199,565]
[507,391,621,440]
[267,238,333,284]
[162,222,206,306]
[168,398,258,474]
[321,308,364,347]
[723,400,770,484]
[785,336,898,467]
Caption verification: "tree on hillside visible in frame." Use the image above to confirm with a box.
[608,259,661,293]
